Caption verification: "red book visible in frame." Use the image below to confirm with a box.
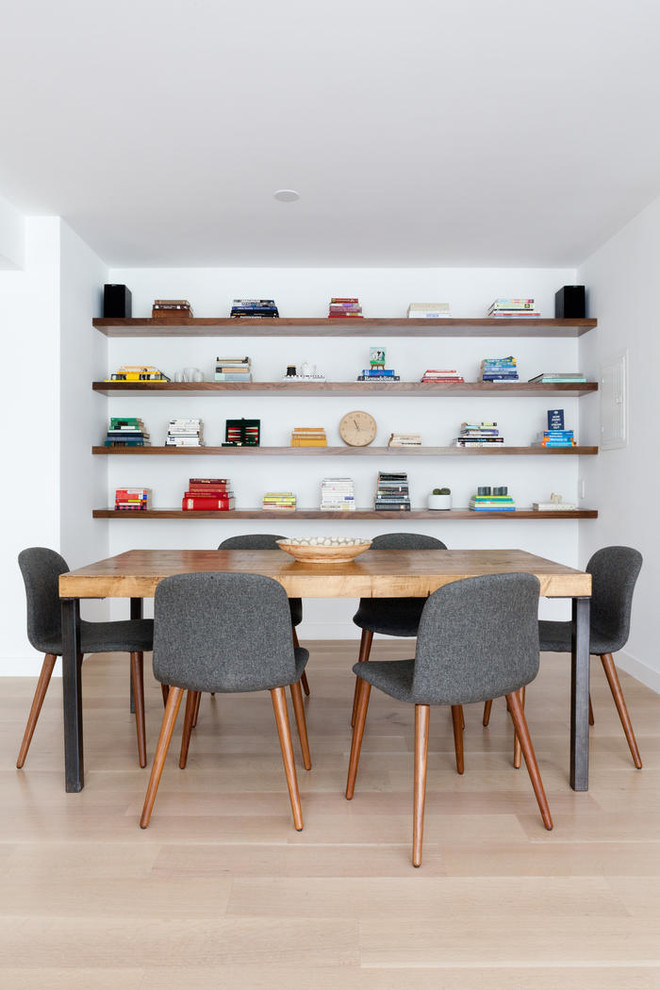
[182,497,236,510]
[186,486,231,494]
[188,478,230,485]
[330,297,359,303]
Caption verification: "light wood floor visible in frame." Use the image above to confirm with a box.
[2,640,660,988]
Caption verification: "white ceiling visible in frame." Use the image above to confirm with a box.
[2,0,660,268]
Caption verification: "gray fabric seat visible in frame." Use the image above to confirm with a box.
[17,547,153,769]
[346,572,553,866]
[140,572,311,832]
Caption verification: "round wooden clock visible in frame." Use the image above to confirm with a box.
[339,410,377,447]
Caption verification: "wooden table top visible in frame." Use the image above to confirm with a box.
[59,548,591,600]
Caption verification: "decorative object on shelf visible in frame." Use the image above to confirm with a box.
[488,298,539,318]
[174,367,204,382]
[152,299,193,319]
[481,356,519,382]
[339,410,377,447]
[230,299,279,318]
[528,371,587,383]
[281,361,326,382]
[224,418,260,446]
[532,415,577,446]
[276,537,371,563]
[469,489,516,511]
[291,427,327,447]
[166,418,204,447]
[320,477,356,511]
[388,432,422,447]
[103,283,132,318]
[328,297,363,319]
[285,365,297,377]
[215,356,252,382]
[115,487,151,511]
[358,347,398,382]
[182,477,235,510]
[263,492,297,511]
[532,493,577,511]
[106,365,171,382]
[375,471,410,511]
[555,285,586,319]
[369,346,386,370]
[103,417,150,447]
[421,368,464,383]
[547,408,565,430]
[455,422,504,447]
[428,487,452,510]
[408,302,451,318]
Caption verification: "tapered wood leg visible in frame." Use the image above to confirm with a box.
[451,705,464,774]
[351,629,373,727]
[16,653,57,769]
[292,627,310,696]
[506,690,553,830]
[191,690,202,728]
[161,684,169,706]
[346,677,372,799]
[513,686,525,769]
[289,680,312,770]
[482,699,493,726]
[140,686,184,828]
[271,686,303,831]
[600,653,643,768]
[130,652,147,768]
[413,705,430,868]
[589,694,595,726]
[179,690,199,769]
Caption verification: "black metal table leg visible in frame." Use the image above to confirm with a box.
[570,596,591,791]
[61,597,84,792]
[128,598,143,714]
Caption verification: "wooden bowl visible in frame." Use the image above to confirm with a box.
[276,538,372,564]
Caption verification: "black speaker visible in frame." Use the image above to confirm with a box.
[555,285,585,319]
[103,284,132,318]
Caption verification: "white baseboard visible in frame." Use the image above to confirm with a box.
[614,650,660,695]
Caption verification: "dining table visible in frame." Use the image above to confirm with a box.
[58,547,591,793]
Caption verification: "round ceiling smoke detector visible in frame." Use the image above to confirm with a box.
[274,189,300,202]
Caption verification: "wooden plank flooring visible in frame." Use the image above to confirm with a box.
[1,639,660,988]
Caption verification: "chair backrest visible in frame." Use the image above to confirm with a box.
[412,572,540,705]
[218,534,285,550]
[153,572,298,693]
[18,547,69,655]
[588,546,642,652]
[370,532,447,550]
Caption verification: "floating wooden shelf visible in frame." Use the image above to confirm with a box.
[93,381,598,397]
[93,445,599,457]
[93,317,597,338]
[93,508,598,520]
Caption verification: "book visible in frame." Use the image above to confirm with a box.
[182,497,235,510]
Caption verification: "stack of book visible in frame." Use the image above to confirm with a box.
[469,492,516,512]
[533,430,576,447]
[320,477,356,511]
[103,417,150,447]
[375,472,411,511]
[230,299,279,318]
[290,427,328,447]
[166,418,204,447]
[152,299,193,319]
[421,369,465,383]
[407,302,451,318]
[481,356,519,382]
[533,495,577,511]
[388,432,422,447]
[328,297,363,318]
[115,488,150,511]
[182,478,235,510]
[262,492,297,511]
[528,371,587,383]
[358,367,400,382]
[455,422,504,447]
[215,356,252,382]
[488,298,539,318]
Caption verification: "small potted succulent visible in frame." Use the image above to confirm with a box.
[428,486,452,510]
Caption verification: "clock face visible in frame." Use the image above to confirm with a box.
[339,410,377,447]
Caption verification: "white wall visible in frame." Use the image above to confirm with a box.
[0,192,25,269]
[106,265,586,635]
[579,195,660,691]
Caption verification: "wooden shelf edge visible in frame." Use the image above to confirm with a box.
[92,445,599,456]
[93,508,598,520]
[92,381,599,397]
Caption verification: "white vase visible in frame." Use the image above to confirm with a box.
[428,494,452,510]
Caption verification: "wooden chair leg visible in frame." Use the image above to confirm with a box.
[513,686,525,769]
[589,694,595,726]
[140,686,184,828]
[482,699,493,727]
[289,680,312,770]
[346,677,372,799]
[413,704,430,867]
[16,653,57,769]
[451,705,464,774]
[130,652,147,768]
[179,690,199,769]
[506,690,553,830]
[600,653,643,768]
[351,629,374,727]
[271,686,304,831]
[161,683,170,706]
[191,690,202,728]
[292,627,310,696]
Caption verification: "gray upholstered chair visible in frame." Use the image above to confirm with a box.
[140,572,311,831]
[351,532,447,724]
[17,547,153,769]
[483,546,643,769]
[346,572,553,867]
